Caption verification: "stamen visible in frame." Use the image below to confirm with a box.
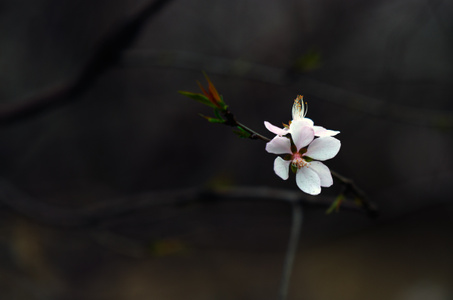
[291,154,309,169]
[292,95,306,120]
[291,157,308,169]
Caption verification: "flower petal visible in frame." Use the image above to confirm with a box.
[305,137,341,161]
[264,121,287,136]
[290,121,314,151]
[274,157,290,180]
[308,161,333,187]
[290,118,314,128]
[313,126,340,137]
[295,167,321,195]
[265,136,292,154]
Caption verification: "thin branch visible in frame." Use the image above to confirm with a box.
[0,179,369,228]
[236,121,272,142]
[331,170,378,217]
[278,202,303,300]
[213,108,377,216]
[0,0,175,126]
[127,50,453,130]
[221,109,272,142]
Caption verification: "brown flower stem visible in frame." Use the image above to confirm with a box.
[222,110,272,142]
[236,121,271,142]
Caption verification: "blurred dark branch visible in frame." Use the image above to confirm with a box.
[331,170,377,217]
[0,179,372,228]
[126,50,453,130]
[279,202,303,300]
[0,0,174,126]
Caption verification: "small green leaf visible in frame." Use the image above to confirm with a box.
[218,95,228,111]
[178,91,217,108]
[213,108,224,121]
[199,114,225,123]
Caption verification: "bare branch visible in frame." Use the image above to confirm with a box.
[127,50,453,130]
[278,202,303,300]
[0,179,370,228]
[0,0,175,126]
[331,170,378,217]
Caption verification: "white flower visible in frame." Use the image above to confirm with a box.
[264,95,340,138]
[265,108,341,195]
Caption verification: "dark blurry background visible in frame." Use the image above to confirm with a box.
[1,0,452,299]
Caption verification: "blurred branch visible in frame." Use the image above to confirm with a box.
[0,179,372,228]
[126,50,453,130]
[0,0,175,126]
[279,202,303,300]
[331,170,377,217]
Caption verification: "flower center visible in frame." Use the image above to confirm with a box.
[291,153,308,169]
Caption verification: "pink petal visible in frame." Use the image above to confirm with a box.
[295,167,321,195]
[264,121,287,136]
[274,157,290,180]
[290,121,314,151]
[313,126,340,137]
[305,137,341,161]
[308,161,333,187]
[290,118,314,128]
[265,136,292,154]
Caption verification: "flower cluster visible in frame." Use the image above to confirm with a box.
[265,95,341,195]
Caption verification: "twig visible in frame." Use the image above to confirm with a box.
[127,50,453,130]
[215,108,377,216]
[0,179,369,228]
[0,0,175,126]
[236,121,271,142]
[221,109,271,142]
[331,170,378,217]
[278,202,303,300]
